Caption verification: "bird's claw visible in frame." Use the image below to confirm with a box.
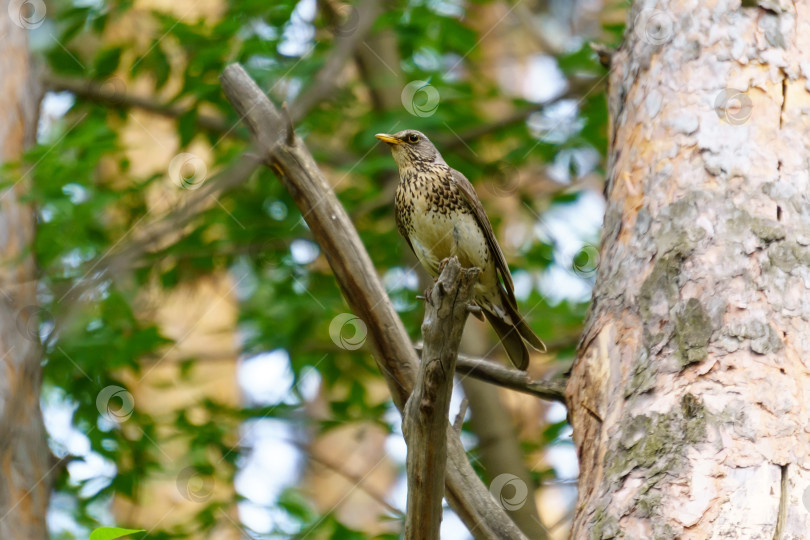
[466,304,482,314]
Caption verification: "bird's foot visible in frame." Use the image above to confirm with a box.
[438,257,450,275]
[467,303,484,321]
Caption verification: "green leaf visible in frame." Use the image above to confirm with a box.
[178,108,198,147]
[277,487,316,522]
[557,44,600,75]
[131,45,170,89]
[45,46,85,76]
[94,47,123,78]
[89,527,145,540]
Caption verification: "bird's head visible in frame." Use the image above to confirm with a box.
[375,130,444,169]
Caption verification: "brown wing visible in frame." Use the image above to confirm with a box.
[393,184,416,256]
[394,210,415,255]
[449,168,517,308]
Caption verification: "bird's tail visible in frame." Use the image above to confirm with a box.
[481,288,546,370]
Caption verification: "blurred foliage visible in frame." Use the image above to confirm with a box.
[11,0,619,537]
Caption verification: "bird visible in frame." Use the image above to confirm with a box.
[375,129,545,370]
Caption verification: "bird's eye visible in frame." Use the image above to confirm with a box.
[407,133,419,143]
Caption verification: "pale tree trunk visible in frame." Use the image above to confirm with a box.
[567,1,810,538]
[0,2,50,539]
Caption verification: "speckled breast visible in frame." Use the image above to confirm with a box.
[395,166,487,275]
[395,167,468,236]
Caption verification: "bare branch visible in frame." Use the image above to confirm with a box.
[404,258,479,540]
[453,398,469,432]
[45,0,384,346]
[220,63,528,540]
[455,354,567,403]
[42,155,261,351]
[415,346,567,403]
[41,72,232,135]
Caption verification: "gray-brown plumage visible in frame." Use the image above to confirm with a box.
[376,129,545,369]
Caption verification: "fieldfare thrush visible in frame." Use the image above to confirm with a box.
[376,129,545,370]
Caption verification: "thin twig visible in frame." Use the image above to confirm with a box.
[41,154,262,350]
[41,72,232,135]
[38,1,385,344]
[453,398,469,432]
[590,42,614,68]
[415,346,568,403]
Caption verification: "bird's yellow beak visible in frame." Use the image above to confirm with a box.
[375,133,401,145]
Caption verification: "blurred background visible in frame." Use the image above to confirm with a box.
[10,0,628,537]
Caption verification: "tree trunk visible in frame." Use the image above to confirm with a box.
[0,3,50,539]
[567,1,810,538]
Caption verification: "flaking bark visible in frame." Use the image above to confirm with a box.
[567,1,810,538]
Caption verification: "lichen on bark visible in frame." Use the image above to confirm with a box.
[674,298,712,366]
[566,1,810,538]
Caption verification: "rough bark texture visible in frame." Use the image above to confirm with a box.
[567,1,810,538]
[404,258,478,540]
[0,5,50,539]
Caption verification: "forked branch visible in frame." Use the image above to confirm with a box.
[404,258,479,539]
[220,63,527,540]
